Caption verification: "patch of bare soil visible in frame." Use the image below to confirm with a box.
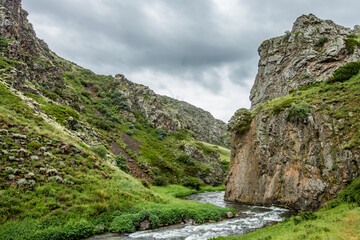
[122,133,143,152]
[110,141,151,181]
[94,109,104,118]
[84,86,98,98]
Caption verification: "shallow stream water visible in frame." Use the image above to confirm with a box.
[88,191,293,240]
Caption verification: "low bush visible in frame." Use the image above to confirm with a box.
[90,145,108,160]
[115,155,129,172]
[345,36,360,54]
[287,102,310,123]
[227,108,252,133]
[314,36,329,48]
[182,177,202,190]
[330,61,360,82]
[152,176,168,186]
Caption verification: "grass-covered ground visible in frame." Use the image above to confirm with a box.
[214,178,360,240]
[0,78,232,239]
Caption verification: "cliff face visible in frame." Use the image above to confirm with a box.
[250,14,360,108]
[226,14,360,210]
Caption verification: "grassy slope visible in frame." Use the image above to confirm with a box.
[0,79,232,239]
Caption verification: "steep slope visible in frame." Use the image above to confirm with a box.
[0,0,229,187]
[226,14,360,210]
[0,1,234,238]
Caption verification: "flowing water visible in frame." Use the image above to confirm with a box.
[88,191,293,240]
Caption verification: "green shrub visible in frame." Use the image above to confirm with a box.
[345,37,360,54]
[126,130,136,136]
[156,129,168,140]
[182,177,202,190]
[115,155,129,172]
[314,36,329,48]
[227,108,252,133]
[287,102,310,123]
[27,141,42,151]
[0,36,8,50]
[330,62,360,82]
[90,145,108,160]
[139,179,151,189]
[176,155,195,166]
[152,176,168,186]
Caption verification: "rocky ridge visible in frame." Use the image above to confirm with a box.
[250,14,360,108]
[226,14,360,210]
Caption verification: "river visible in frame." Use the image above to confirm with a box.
[88,191,293,240]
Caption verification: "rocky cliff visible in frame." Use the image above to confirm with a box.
[250,14,360,108]
[226,14,360,210]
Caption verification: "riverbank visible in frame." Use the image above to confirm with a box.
[88,191,292,240]
[214,178,360,240]
[0,183,231,240]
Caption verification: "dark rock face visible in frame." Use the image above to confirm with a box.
[226,15,360,211]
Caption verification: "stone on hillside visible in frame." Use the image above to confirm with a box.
[17,178,27,187]
[8,174,16,180]
[46,169,58,176]
[8,156,16,161]
[0,129,9,135]
[39,168,46,174]
[12,134,27,139]
[30,155,39,161]
[48,176,63,183]
[139,219,151,231]
[24,172,35,179]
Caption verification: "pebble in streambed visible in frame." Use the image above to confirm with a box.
[88,191,293,240]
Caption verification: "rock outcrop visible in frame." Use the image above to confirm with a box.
[250,14,360,108]
[114,74,228,146]
[226,14,360,210]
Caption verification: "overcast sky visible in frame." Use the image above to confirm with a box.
[23,0,360,122]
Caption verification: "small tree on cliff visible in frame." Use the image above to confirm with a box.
[227,108,252,134]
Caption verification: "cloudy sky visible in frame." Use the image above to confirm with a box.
[23,0,360,122]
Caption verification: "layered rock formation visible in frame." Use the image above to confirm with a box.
[250,14,360,108]
[226,14,360,210]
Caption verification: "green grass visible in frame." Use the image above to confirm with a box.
[214,204,360,240]
[214,177,360,240]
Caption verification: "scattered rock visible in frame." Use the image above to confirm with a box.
[30,155,39,161]
[8,174,16,180]
[185,219,195,225]
[46,169,58,176]
[0,129,9,135]
[139,219,151,231]
[17,178,27,187]
[24,172,35,179]
[12,134,27,139]
[39,168,46,174]
[227,212,234,219]
[48,176,63,183]
[100,171,109,178]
